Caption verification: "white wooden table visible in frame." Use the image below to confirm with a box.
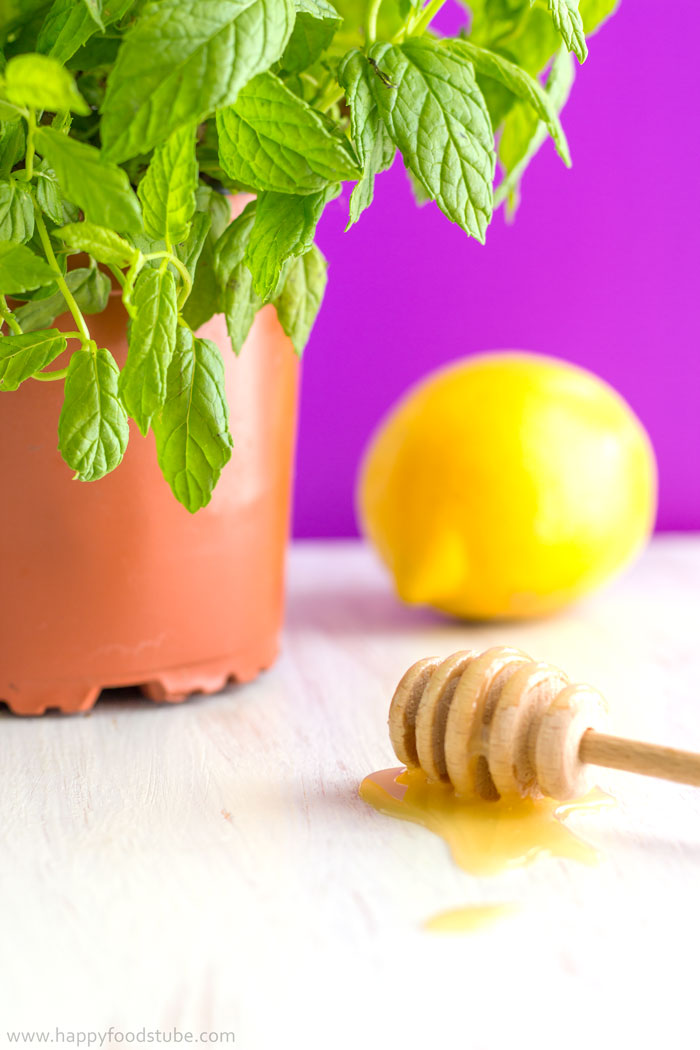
[2,539,699,1050]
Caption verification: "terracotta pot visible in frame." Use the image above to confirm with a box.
[0,287,299,715]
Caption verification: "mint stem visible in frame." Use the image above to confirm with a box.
[24,108,36,182]
[366,0,383,43]
[34,205,91,347]
[406,0,447,37]
[0,295,23,335]
[144,250,193,308]
[32,366,69,382]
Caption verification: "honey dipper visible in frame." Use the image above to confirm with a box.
[389,646,700,801]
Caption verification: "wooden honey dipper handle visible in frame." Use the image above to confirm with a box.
[579,731,700,789]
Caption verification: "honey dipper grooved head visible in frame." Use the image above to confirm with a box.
[388,648,609,801]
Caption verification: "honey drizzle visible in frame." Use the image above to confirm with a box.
[360,767,613,930]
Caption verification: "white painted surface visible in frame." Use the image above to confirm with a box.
[1,538,699,1050]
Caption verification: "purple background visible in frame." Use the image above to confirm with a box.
[293,1,700,537]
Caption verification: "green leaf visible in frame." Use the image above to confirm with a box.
[81,0,104,29]
[338,48,395,228]
[216,71,361,194]
[101,0,296,163]
[547,0,587,63]
[35,161,64,224]
[212,199,256,285]
[0,327,66,390]
[179,187,229,330]
[153,328,233,512]
[196,184,230,239]
[367,39,495,241]
[2,53,89,113]
[35,126,143,235]
[211,200,260,353]
[138,124,197,247]
[273,243,326,356]
[119,266,178,434]
[0,0,48,35]
[215,200,259,279]
[467,1,561,80]
[0,178,33,241]
[244,183,338,300]
[0,118,25,179]
[58,346,129,482]
[180,251,218,330]
[0,99,22,120]
[446,40,570,165]
[406,167,431,205]
[579,0,619,34]
[0,239,54,293]
[496,45,574,212]
[37,0,135,65]
[14,265,110,330]
[281,0,341,72]
[56,221,137,268]
[223,264,261,355]
[177,210,211,279]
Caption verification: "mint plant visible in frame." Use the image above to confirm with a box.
[0,0,618,511]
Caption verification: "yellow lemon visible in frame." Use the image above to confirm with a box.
[358,352,657,620]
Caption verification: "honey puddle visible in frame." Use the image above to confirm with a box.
[360,767,613,930]
[424,903,515,934]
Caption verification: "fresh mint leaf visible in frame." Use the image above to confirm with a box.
[180,252,219,329]
[0,178,34,242]
[37,0,134,65]
[0,239,54,293]
[0,118,25,179]
[467,0,528,50]
[406,167,430,206]
[467,1,561,80]
[14,265,110,330]
[281,0,341,73]
[153,328,233,512]
[57,221,137,268]
[3,53,89,113]
[0,0,48,34]
[211,200,261,353]
[35,161,64,224]
[496,45,574,212]
[213,200,257,287]
[223,265,261,355]
[0,328,66,390]
[447,40,570,165]
[177,211,211,280]
[217,71,361,194]
[244,184,338,300]
[368,39,494,241]
[101,0,295,163]
[196,184,230,240]
[58,346,129,481]
[0,99,23,121]
[273,243,326,356]
[35,126,143,235]
[82,0,104,30]
[119,266,178,434]
[180,186,230,329]
[138,124,198,247]
[579,0,619,33]
[547,0,587,63]
[338,48,395,228]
